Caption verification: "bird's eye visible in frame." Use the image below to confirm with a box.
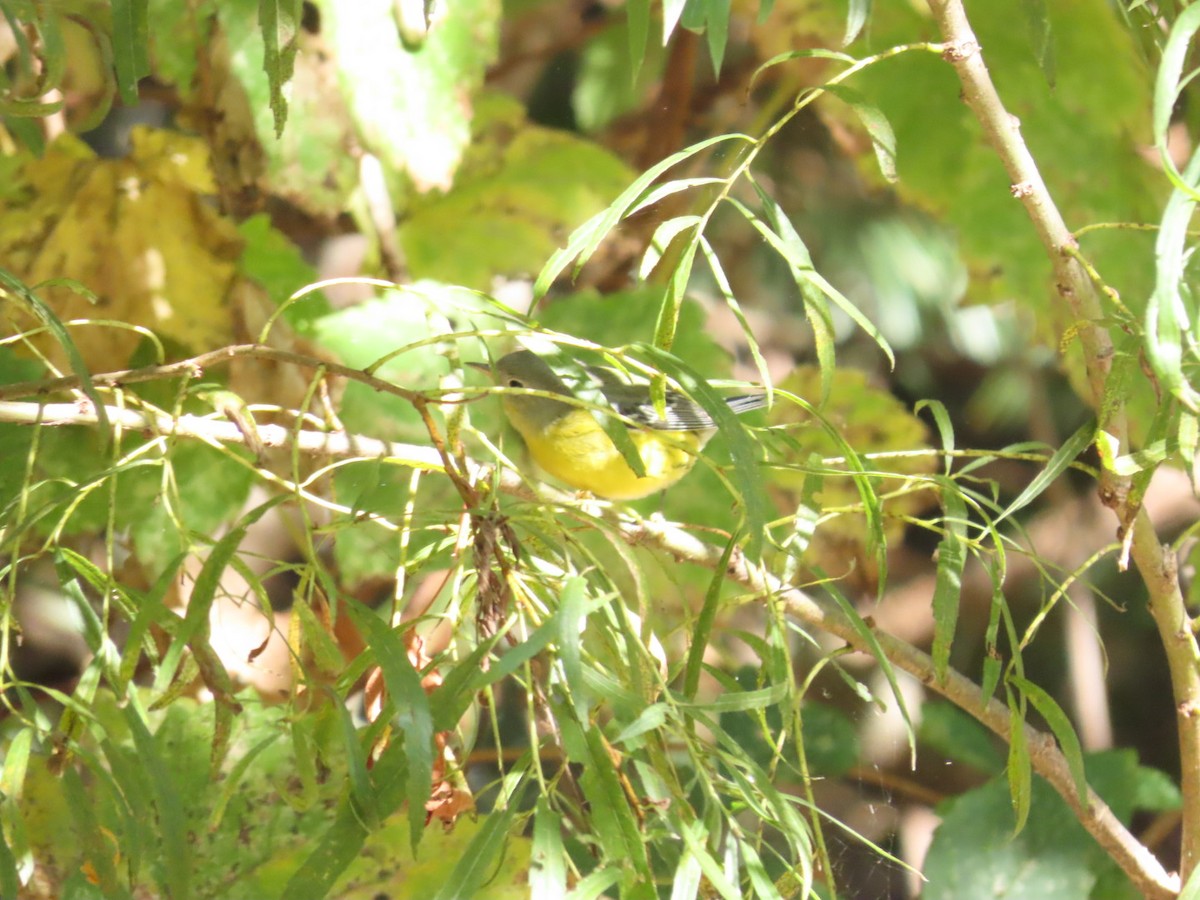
[508,379,523,388]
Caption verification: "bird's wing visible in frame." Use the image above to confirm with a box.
[603,388,766,432]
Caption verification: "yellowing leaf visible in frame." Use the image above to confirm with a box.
[0,127,240,368]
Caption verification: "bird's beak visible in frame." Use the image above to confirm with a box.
[465,361,491,374]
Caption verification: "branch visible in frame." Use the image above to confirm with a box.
[927,0,1200,884]
[0,389,1178,897]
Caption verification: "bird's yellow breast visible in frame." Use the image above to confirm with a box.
[503,401,709,500]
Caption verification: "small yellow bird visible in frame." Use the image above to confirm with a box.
[472,350,765,500]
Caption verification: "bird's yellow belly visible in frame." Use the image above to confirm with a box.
[515,408,707,500]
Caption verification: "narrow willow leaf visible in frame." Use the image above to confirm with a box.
[1009,675,1088,806]
[613,703,670,745]
[1019,0,1055,85]
[1183,411,1199,491]
[822,576,914,761]
[676,681,788,713]
[931,476,967,685]
[825,84,897,183]
[1154,5,1200,191]
[685,536,738,700]
[208,733,280,831]
[730,187,895,368]
[531,798,567,900]
[463,608,561,692]
[627,0,650,83]
[1181,861,1200,900]
[652,228,700,354]
[534,133,751,297]
[679,820,740,900]
[843,0,870,45]
[345,602,434,853]
[639,215,700,287]
[705,0,731,77]
[663,0,688,44]
[431,775,529,900]
[0,97,65,117]
[750,48,856,90]
[996,421,1094,524]
[630,180,723,217]
[333,691,380,829]
[110,0,149,104]
[671,848,704,900]
[1147,142,1200,412]
[259,0,303,135]
[0,269,112,440]
[1006,693,1033,835]
[0,826,16,900]
[581,727,651,878]
[566,867,623,899]
[915,399,955,474]
[775,388,887,586]
[280,777,376,899]
[428,632,506,731]
[0,726,33,895]
[559,575,591,721]
[123,693,190,900]
[741,838,786,900]
[697,235,771,393]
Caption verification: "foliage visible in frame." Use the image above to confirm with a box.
[0,0,1198,899]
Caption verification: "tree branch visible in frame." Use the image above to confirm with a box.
[926,0,1200,884]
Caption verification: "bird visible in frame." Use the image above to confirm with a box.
[471,349,765,500]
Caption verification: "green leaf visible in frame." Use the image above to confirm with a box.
[111,0,150,104]
[570,722,651,880]
[1183,865,1200,900]
[663,0,688,44]
[530,798,567,900]
[732,184,895,371]
[915,399,955,474]
[924,771,1099,898]
[1154,4,1200,191]
[931,476,967,685]
[259,0,302,136]
[1146,141,1200,412]
[627,0,650,83]
[1019,0,1055,85]
[996,421,1094,524]
[0,269,111,441]
[822,577,914,759]
[123,693,191,900]
[1006,695,1033,836]
[843,0,870,45]
[684,536,737,700]
[344,602,435,853]
[534,132,751,297]
[558,575,592,721]
[431,774,529,900]
[824,84,897,183]
[1008,675,1088,806]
